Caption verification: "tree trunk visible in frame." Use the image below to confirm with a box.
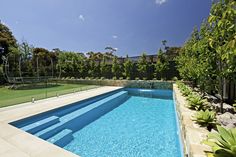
[219,59,224,113]
[220,77,224,113]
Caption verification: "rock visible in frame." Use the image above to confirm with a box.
[222,103,235,113]
[203,95,219,103]
[217,112,236,128]
[212,102,234,113]
[226,124,236,129]
[193,87,200,92]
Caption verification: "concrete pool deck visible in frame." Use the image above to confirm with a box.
[0,86,122,157]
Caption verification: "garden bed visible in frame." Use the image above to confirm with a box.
[174,84,211,157]
[174,82,236,157]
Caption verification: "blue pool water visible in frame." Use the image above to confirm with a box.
[11,88,183,157]
[65,96,182,157]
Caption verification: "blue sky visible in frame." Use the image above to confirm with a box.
[0,0,212,56]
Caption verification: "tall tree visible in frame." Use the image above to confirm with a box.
[100,56,111,78]
[86,51,103,78]
[18,42,34,77]
[112,56,121,79]
[155,49,169,80]
[208,0,236,112]
[137,53,148,79]
[162,40,167,50]
[176,27,200,84]
[105,46,117,55]
[0,22,18,64]
[176,0,236,112]
[123,55,134,79]
[58,51,85,78]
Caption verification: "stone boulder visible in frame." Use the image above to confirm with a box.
[212,102,234,113]
[217,112,236,129]
[203,94,220,104]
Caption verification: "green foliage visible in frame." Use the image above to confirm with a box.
[137,53,148,79]
[119,77,123,80]
[187,94,206,111]
[180,84,192,96]
[19,42,33,58]
[203,125,236,157]
[172,77,178,81]
[175,27,200,82]
[87,51,102,78]
[208,0,236,112]
[123,55,134,79]
[58,51,86,78]
[0,22,180,83]
[0,65,4,83]
[177,82,207,111]
[100,56,111,79]
[176,0,236,105]
[112,56,122,78]
[0,22,18,64]
[193,109,217,130]
[155,49,169,80]
[126,76,131,80]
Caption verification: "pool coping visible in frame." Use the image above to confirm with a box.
[173,84,211,157]
[0,86,122,157]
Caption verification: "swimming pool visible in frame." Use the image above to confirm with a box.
[11,88,183,157]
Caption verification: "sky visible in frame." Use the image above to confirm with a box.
[0,0,212,57]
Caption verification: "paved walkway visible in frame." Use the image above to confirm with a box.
[0,86,122,157]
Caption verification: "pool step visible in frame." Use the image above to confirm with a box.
[47,129,73,147]
[21,116,59,134]
[35,91,128,140]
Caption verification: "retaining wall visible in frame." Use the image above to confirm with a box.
[173,84,210,157]
[55,79,174,90]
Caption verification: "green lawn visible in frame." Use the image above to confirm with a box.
[0,83,98,108]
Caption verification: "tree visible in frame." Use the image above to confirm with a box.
[155,49,169,80]
[123,55,134,79]
[19,41,33,59]
[176,27,200,84]
[162,40,167,50]
[0,22,18,64]
[77,56,88,79]
[137,53,148,79]
[207,0,236,112]
[57,51,84,78]
[176,0,236,112]
[105,46,117,54]
[18,42,34,77]
[100,56,111,79]
[112,56,121,79]
[87,51,105,78]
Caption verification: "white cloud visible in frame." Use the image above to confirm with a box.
[112,35,118,39]
[155,0,167,5]
[79,15,85,21]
